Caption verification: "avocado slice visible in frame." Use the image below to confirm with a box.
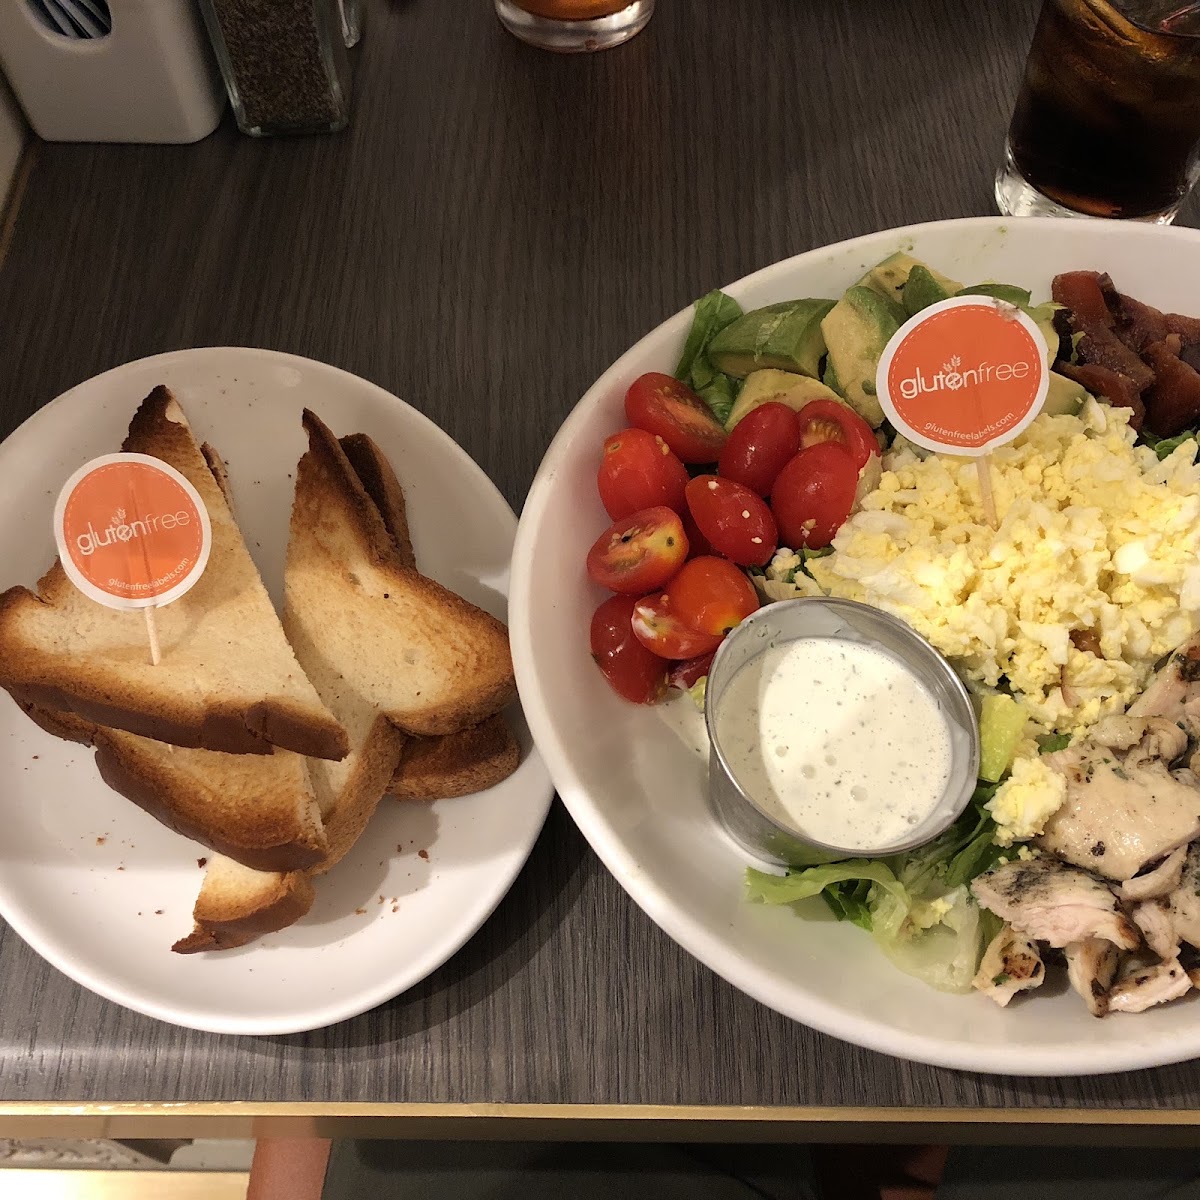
[1041,371,1090,417]
[959,282,1032,308]
[902,265,952,318]
[822,356,842,396]
[726,369,847,429]
[1026,301,1066,365]
[858,252,962,308]
[978,694,1029,783]
[819,286,902,428]
[707,299,835,379]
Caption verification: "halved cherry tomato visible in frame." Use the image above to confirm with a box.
[590,594,669,704]
[685,475,777,567]
[718,402,802,495]
[669,556,759,638]
[625,372,727,464]
[585,507,688,595]
[631,592,723,660]
[770,442,858,550]
[669,650,716,691]
[597,427,689,521]
[795,399,880,472]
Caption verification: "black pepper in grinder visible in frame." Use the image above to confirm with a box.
[199,0,353,136]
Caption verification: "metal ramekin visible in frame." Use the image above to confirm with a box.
[704,597,980,867]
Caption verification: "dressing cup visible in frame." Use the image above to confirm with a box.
[704,598,981,868]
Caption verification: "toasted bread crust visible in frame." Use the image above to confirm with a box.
[390,714,520,800]
[338,433,416,570]
[0,387,348,760]
[6,677,343,758]
[172,870,315,954]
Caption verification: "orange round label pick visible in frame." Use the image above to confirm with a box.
[54,453,211,610]
[877,296,1049,455]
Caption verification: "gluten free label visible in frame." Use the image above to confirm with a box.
[877,297,1049,455]
[54,453,211,609]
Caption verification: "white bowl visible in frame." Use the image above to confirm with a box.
[510,216,1200,1076]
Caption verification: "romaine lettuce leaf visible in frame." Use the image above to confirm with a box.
[747,789,1005,994]
[675,289,742,382]
[1147,430,1199,461]
[675,289,743,424]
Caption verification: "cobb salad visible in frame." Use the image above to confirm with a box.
[585,251,1200,1016]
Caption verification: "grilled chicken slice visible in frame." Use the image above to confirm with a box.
[1120,846,1188,903]
[1089,715,1187,761]
[972,924,1045,1007]
[1064,938,1120,1017]
[1037,730,1200,881]
[1107,957,1193,1014]
[1156,841,1200,952]
[970,859,1140,950]
[1132,898,1179,959]
[1128,632,1200,730]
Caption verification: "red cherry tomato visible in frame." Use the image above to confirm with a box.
[669,556,759,638]
[624,372,727,464]
[680,506,713,558]
[590,594,669,704]
[585,507,688,596]
[631,592,724,660]
[597,427,689,521]
[684,475,777,567]
[795,400,880,472]
[770,442,859,550]
[668,650,716,691]
[718,402,802,495]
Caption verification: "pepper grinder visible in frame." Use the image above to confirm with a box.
[198,0,354,136]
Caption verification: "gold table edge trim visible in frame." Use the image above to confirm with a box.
[2,1103,1200,1138]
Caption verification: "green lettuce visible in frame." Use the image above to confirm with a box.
[746,790,1006,994]
[675,289,742,380]
[675,289,742,424]
[1146,430,1199,461]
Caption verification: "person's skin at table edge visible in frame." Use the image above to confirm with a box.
[247,1139,331,1200]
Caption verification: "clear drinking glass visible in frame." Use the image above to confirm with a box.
[495,0,654,53]
[996,0,1200,223]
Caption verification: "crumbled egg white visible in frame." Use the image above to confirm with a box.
[908,895,953,931]
[754,547,824,604]
[803,400,1200,844]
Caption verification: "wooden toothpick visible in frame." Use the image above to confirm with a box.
[144,605,161,667]
[976,454,999,530]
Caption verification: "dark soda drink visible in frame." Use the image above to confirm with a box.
[1001,0,1200,220]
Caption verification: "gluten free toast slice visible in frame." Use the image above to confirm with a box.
[172,859,315,954]
[22,702,327,872]
[283,410,516,737]
[389,714,519,801]
[337,432,520,800]
[0,387,348,759]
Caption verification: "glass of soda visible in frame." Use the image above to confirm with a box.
[996,0,1200,223]
[495,0,653,52]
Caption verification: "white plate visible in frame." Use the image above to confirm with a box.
[511,216,1200,1076]
[0,348,553,1035]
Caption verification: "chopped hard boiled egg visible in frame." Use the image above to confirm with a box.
[807,401,1200,736]
[986,750,1067,847]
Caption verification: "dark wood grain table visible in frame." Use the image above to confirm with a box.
[2,0,1200,1143]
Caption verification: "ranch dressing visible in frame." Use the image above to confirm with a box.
[714,636,952,848]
